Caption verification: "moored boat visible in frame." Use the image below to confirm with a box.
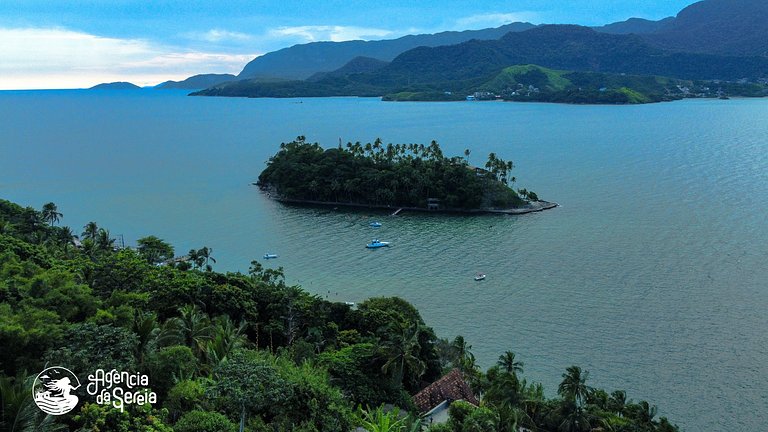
[474,273,486,281]
[366,239,390,249]
[264,253,278,259]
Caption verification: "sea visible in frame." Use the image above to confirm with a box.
[1,89,766,431]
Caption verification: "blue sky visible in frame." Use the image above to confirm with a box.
[0,0,694,89]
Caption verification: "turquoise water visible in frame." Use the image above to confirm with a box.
[2,90,767,430]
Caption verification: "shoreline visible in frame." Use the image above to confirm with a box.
[259,191,558,216]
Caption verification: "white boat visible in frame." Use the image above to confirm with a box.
[474,273,486,281]
[366,239,390,249]
[370,221,382,228]
[264,253,278,259]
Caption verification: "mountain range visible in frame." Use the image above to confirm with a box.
[237,23,536,81]
[230,0,768,83]
[188,0,768,101]
[156,74,236,90]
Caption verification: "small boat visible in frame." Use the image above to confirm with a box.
[474,273,486,281]
[366,239,390,249]
[370,221,382,228]
[263,253,278,259]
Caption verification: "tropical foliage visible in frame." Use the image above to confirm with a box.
[257,137,536,210]
[0,197,676,431]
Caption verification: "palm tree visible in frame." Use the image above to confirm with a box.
[357,406,407,432]
[498,351,524,376]
[188,248,200,269]
[55,226,77,252]
[163,305,214,358]
[81,221,99,241]
[608,390,627,415]
[558,366,591,406]
[485,370,523,409]
[634,401,658,427]
[198,246,216,271]
[0,373,67,432]
[558,401,592,432]
[380,322,426,387]
[203,316,249,372]
[40,202,62,226]
[132,311,160,367]
[188,247,215,271]
[95,228,115,251]
[451,335,479,374]
[485,152,497,171]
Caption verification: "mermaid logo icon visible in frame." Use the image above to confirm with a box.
[32,367,81,415]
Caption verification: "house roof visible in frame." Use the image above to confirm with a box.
[412,369,479,413]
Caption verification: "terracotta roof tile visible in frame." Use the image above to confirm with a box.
[412,369,479,413]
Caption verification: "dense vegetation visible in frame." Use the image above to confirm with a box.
[257,137,535,210]
[196,54,768,104]
[194,22,768,102]
[156,74,237,90]
[236,23,536,81]
[384,65,693,104]
[0,198,678,431]
[643,0,768,57]
[227,1,767,84]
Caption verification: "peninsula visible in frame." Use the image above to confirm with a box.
[257,137,555,214]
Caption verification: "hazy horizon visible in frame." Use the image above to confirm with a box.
[0,0,693,90]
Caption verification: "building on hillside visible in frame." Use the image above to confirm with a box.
[413,369,479,425]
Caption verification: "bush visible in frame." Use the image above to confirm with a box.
[165,379,206,421]
[147,345,197,399]
[174,410,238,432]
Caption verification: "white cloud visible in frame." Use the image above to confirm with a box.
[184,29,253,43]
[454,12,539,29]
[0,27,259,89]
[268,25,394,43]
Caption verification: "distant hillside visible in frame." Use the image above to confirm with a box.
[307,56,389,82]
[374,25,768,83]
[384,65,691,104]
[645,0,768,56]
[237,22,536,80]
[594,17,675,34]
[89,81,140,90]
[479,65,687,104]
[194,0,768,101]
[156,73,236,89]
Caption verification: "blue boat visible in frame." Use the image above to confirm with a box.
[369,221,382,228]
[366,239,390,249]
[264,253,278,259]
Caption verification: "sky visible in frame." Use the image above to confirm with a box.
[0,0,695,90]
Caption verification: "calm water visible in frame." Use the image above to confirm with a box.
[2,90,767,430]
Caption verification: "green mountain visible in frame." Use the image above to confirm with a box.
[377,25,768,83]
[194,0,768,103]
[307,56,389,82]
[645,0,768,56]
[237,22,536,80]
[594,17,675,34]
[156,73,236,90]
[384,65,695,104]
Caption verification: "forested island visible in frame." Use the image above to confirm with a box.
[257,137,554,214]
[0,198,678,431]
